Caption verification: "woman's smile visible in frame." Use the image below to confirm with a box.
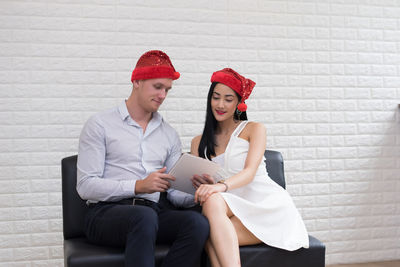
[215,109,226,115]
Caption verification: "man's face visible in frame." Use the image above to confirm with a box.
[134,78,173,113]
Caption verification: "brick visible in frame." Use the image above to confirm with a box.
[330,159,345,170]
[331,206,371,219]
[273,136,302,148]
[358,52,384,64]
[359,123,396,134]
[287,27,315,39]
[303,15,329,27]
[370,134,396,146]
[331,75,357,87]
[330,147,357,158]
[330,112,344,122]
[0,169,15,180]
[258,1,287,13]
[331,124,357,135]
[287,148,316,160]
[372,41,397,53]
[303,88,329,99]
[31,233,62,246]
[287,124,316,135]
[382,5,400,16]
[287,171,316,185]
[32,259,63,267]
[14,220,48,234]
[302,183,330,195]
[13,247,49,261]
[331,100,357,111]
[30,206,62,220]
[287,51,315,63]
[264,123,287,136]
[48,219,62,232]
[49,245,63,259]
[358,76,383,87]
[303,63,330,74]
[271,38,302,50]
[357,147,382,158]
[0,222,13,234]
[14,166,48,179]
[302,159,330,171]
[0,248,14,262]
[283,160,302,172]
[258,50,286,62]
[315,28,330,39]
[302,207,330,220]
[358,29,384,41]
[316,148,330,159]
[371,65,397,76]
[302,112,330,123]
[302,136,329,147]
[14,193,49,207]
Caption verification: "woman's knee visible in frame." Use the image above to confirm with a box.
[202,193,226,218]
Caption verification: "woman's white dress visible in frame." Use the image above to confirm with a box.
[211,121,309,251]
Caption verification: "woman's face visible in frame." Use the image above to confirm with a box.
[211,83,239,122]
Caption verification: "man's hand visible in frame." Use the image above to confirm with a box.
[191,174,214,189]
[135,167,176,194]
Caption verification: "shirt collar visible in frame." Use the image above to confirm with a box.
[118,101,130,121]
[118,101,163,128]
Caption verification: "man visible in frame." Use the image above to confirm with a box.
[77,50,209,267]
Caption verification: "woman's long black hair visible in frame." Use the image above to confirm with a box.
[198,82,248,160]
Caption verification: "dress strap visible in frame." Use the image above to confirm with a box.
[232,121,249,137]
[204,147,210,161]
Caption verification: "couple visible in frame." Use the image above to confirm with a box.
[77,50,309,267]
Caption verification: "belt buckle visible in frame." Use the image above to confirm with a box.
[133,198,144,206]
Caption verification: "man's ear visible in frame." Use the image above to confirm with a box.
[132,80,140,89]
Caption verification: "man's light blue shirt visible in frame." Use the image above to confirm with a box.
[77,102,194,206]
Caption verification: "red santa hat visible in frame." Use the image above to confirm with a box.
[210,68,255,112]
[131,50,180,82]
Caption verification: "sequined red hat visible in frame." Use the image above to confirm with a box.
[131,50,180,82]
[210,68,256,112]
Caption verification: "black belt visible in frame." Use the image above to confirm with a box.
[125,197,156,206]
[88,197,157,207]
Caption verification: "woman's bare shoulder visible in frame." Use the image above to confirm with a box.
[243,121,266,134]
[190,135,202,155]
[247,121,266,131]
[191,134,202,144]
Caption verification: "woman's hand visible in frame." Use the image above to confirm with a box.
[191,174,214,189]
[194,183,226,206]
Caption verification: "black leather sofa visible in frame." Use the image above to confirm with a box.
[62,150,325,267]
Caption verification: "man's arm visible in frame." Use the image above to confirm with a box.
[76,116,136,202]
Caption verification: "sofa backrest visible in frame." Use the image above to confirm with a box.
[61,150,286,240]
[264,150,286,189]
[62,155,87,239]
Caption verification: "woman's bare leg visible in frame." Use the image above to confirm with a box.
[205,239,221,267]
[202,193,240,267]
[230,215,261,246]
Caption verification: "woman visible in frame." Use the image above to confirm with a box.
[190,68,309,267]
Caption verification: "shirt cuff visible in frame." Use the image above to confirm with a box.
[120,179,137,197]
[167,189,196,208]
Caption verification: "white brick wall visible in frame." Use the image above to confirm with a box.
[0,0,399,265]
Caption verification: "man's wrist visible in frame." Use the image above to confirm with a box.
[135,180,142,194]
